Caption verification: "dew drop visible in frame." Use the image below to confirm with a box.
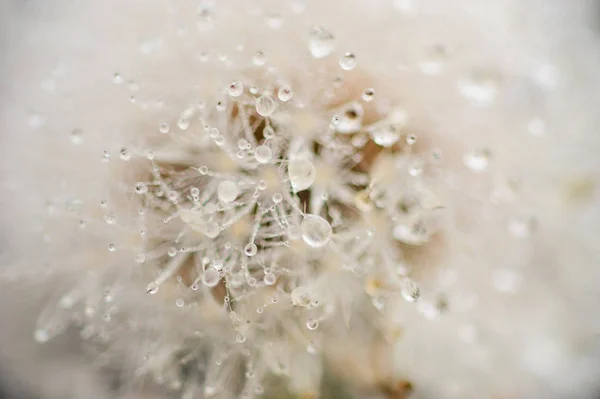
[175,298,185,307]
[400,278,420,302]
[70,129,83,144]
[146,281,159,294]
[255,95,276,117]
[308,26,335,58]
[288,158,315,191]
[135,253,146,263]
[252,50,267,66]
[272,193,283,203]
[306,318,319,330]
[217,180,240,203]
[236,333,247,343]
[369,123,402,147]
[301,215,332,248]
[119,148,131,161]
[339,52,357,71]
[277,86,293,102]
[202,268,220,287]
[228,81,244,97]
[255,145,272,163]
[361,88,375,102]
[463,149,491,172]
[244,243,258,257]
[135,182,148,194]
[167,247,177,257]
[159,122,170,134]
[108,243,117,252]
[264,273,276,285]
[336,102,364,134]
[291,286,311,306]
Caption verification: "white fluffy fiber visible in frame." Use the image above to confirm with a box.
[1,0,600,398]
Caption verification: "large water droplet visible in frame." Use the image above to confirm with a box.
[291,286,311,306]
[202,268,220,287]
[255,145,272,163]
[217,180,240,203]
[288,158,315,191]
[306,318,319,330]
[369,123,402,147]
[146,281,159,294]
[308,26,335,58]
[335,102,364,134]
[301,215,332,248]
[339,52,357,71]
[400,278,420,302]
[228,81,244,97]
[255,95,276,117]
[277,86,293,102]
[244,243,258,256]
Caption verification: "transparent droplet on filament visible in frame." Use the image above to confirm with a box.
[339,52,357,71]
[202,268,220,287]
[308,26,335,58]
[288,158,315,191]
[335,102,364,134]
[255,95,276,117]
[217,180,240,203]
[291,286,311,306]
[301,215,332,248]
[255,145,272,163]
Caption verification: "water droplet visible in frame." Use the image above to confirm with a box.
[301,215,332,248]
[370,123,402,147]
[146,281,159,294]
[113,73,124,84]
[261,272,276,286]
[308,26,335,58]
[244,243,257,256]
[158,122,170,134]
[236,333,247,343]
[291,286,311,306]
[277,86,293,102]
[507,214,534,238]
[175,298,185,307]
[463,148,491,172]
[217,180,240,203]
[306,318,319,330]
[228,81,244,97]
[135,182,148,194]
[406,134,417,145]
[135,253,146,263]
[255,145,272,163]
[252,50,267,66]
[265,13,283,29]
[202,268,220,287]
[460,75,497,107]
[288,158,315,191]
[400,278,420,302]
[361,88,375,102]
[167,247,177,257]
[119,148,131,161]
[257,180,267,190]
[272,193,283,203]
[198,166,209,175]
[255,95,276,117]
[70,129,83,144]
[108,243,117,252]
[177,118,190,131]
[339,52,357,71]
[336,102,364,134]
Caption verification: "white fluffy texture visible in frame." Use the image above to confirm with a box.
[1,0,600,398]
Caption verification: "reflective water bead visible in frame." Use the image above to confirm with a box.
[406,134,417,145]
[288,158,316,191]
[34,329,50,343]
[119,148,131,161]
[306,318,319,330]
[308,26,335,58]
[168,247,177,257]
[108,243,117,252]
[202,268,220,287]
[370,123,402,147]
[159,122,170,134]
[361,88,375,102]
[400,278,420,302]
[175,298,185,307]
[272,193,283,203]
[70,129,83,144]
[236,333,247,343]
[228,81,244,97]
[301,215,332,248]
[244,243,258,256]
[291,286,311,306]
[212,259,224,271]
[135,253,146,263]
[257,180,267,190]
[146,281,159,294]
[255,145,272,163]
[264,273,276,285]
[336,102,364,134]
[263,126,275,138]
[277,86,293,102]
[135,182,148,194]
[464,148,491,172]
[217,180,240,203]
[252,50,267,66]
[339,52,357,71]
[255,95,276,117]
